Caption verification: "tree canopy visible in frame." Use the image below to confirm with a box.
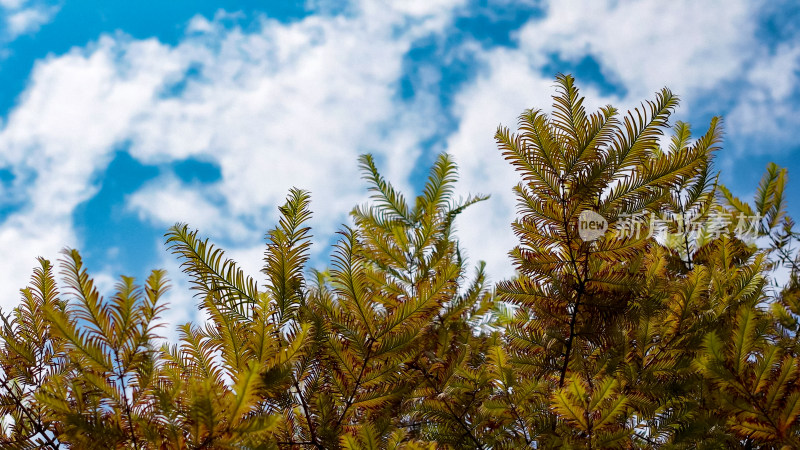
[1,74,799,449]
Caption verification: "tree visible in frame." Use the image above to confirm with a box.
[0,74,798,448]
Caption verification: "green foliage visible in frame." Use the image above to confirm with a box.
[1,75,798,449]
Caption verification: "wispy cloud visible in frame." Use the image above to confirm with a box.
[1,0,59,40]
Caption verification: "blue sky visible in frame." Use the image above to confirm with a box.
[1,0,799,332]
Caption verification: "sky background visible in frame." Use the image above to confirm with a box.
[1,0,799,336]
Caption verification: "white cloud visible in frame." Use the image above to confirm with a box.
[508,0,800,149]
[0,0,24,10]
[726,42,800,153]
[0,3,459,322]
[127,177,251,239]
[516,0,757,102]
[1,1,59,40]
[0,35,186,310]
[0,213,76,307]
[0,0,797,330]
[441,0,799,282]
[186,15,214,34]
[6,7,48,37]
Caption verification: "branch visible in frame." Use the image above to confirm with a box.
[333,337,374,431]
[408,361,485,450]
[0,377,60,449]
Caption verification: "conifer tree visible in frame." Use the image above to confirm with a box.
[490,74,799,448]
[0,74,798,449]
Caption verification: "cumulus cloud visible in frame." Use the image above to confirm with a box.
[512,0,800,142]
[0,0,796,326]
[127,177,249,239]
[726,42,800,153]
[516,0,756,101]
[0,35,184,309]
[441,0,799,280]
[0,2,461,314]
